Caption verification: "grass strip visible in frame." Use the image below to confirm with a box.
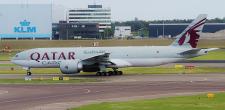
[70,93,225,110]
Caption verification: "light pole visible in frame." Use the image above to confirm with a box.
[162,21,165,37]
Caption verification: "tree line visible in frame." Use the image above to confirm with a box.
[102,17,225,38]
[113,17,225,32]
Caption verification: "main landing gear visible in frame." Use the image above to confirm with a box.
[96,67,123,76]
[96,71,123,76]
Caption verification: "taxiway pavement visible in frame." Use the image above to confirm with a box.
[0,74,225,110]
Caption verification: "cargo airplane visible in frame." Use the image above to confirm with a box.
[11,14,218,76]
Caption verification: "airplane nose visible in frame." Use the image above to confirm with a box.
[11,54,18,64]
[11,57,21,65]
[11,57,16,64]
[11,55,16,61]
[11,59,15,64]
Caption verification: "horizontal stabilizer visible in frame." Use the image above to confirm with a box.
[179,48,220,56]
[201,48,219,52]
[179,49,201,55]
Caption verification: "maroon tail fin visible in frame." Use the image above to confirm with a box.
[171,14,207,48]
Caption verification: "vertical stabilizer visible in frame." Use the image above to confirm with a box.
[171,14,207,48]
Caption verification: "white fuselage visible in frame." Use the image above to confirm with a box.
[11,46,201,69]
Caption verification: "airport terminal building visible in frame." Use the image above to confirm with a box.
[52,21,99,40]
[67,5,111,32]
[0,4,52,40]
[149,23,225,38]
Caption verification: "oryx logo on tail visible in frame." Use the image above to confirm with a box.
[178,29,200,48]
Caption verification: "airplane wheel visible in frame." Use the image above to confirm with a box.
[27,72,32,76]
[103,72,107,76]
[98,72,104,76]
[96,72,101,76]
[107,72,112,76]
[113,71,118,75]
[104,72,108,76]
[96,72,114,76]
[101,72,104,76]
[108,71,113,76]
[118,71,123,75]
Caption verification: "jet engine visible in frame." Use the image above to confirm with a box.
[60,60,83,74]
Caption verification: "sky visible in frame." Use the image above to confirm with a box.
[1,0,225,22]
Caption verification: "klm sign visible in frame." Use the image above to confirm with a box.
[14,20,37,33]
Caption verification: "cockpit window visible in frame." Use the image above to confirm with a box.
[15,55,19,58]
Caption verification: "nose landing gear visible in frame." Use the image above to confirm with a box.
[27,71,32,76]
[25,68,32,76]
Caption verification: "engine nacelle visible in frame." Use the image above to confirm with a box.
[60,60,83,74]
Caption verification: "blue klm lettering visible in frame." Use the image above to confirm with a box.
[14,20,37,33]
[14,27,36,33]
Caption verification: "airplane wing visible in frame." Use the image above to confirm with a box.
[82,53,113,65]
[81,53,130,68]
